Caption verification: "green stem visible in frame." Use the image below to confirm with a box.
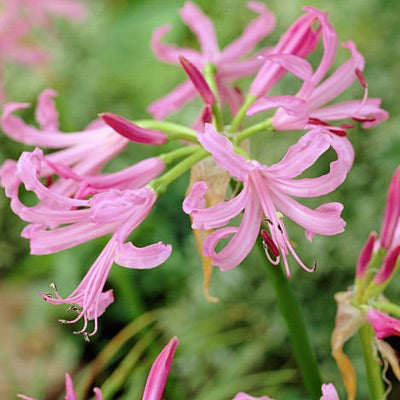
[149,147,209,195]
[259,243,322,399]
[204,63,224,131]
[359,323,386,400]
[134,119,197,142]
[229,94,256,133]
[159,145,200,165]
[370,300,400,318]
[236,118,273,144]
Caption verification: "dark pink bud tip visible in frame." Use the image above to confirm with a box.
[100,112,167,145]
[179,56,216,105]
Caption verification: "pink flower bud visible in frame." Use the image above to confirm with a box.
[179,56,216,105]
[100,112,167,145]
[355,231,376,279]
[373,245,400,285]
[380,167,400,250]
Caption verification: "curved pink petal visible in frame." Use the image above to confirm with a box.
[272,191,345,238]
[17,149,86,206]
[300,7,337,92]
[182,181,207,212]
[247,95,307,118]
[270,133,354,197]
[267,53,313,81]
[266,129,331,179]
[320,383,340,400]
[35,88,59,131]
[198,124,255,181]
[221,1,276,62]
[180,2,219,60]
[310,98,389,128]
[142,337,178,400]
[151,25,202,65]
[203,191,262,271]
[115,241,172,269]
[147,81,197,120]
[82,157,166,191]
[307,41,364,110]
[184,182,250,230]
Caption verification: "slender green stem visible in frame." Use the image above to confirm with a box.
[369,300,400,318]
[359,323,386,400]
[149,147,209,195]
[159,145,200,165]
[229,94,256,133]
[258,242,323,400]
[236,118,273,144]
[204,63,224,131]
[134,119,197,142]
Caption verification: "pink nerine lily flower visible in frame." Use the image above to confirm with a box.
[184,124,353,276]
[148,1,276,118]
[38,185,172,338]
[249,35,388,132]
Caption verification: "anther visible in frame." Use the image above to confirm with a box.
[311,260,317,272]
[58,319,68,325]
[50,282,58,291]
[66,306,79,312]
[261,229,280,258]
[355,67,367,89]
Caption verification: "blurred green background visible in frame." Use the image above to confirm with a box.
[0,0,399,399]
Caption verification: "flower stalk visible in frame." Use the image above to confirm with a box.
[259,241,323,400]
[358,323,386,400]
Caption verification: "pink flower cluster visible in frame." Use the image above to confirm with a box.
[0,2,388,338]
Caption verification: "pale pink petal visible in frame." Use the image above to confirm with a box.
[320,383,340,400]
[221,1,276,62]
[249,11,320,97]
[35,88,59,131]
[185,183,250,230]
[180,2,219,60]
[203,191,262,271]
[198,124,255,181]
[307,41,364,110]
[267,54,313,81]
[266,129,331,179]
[247,95,307,119]
[142,337,179,400]
[64,373,77,400]
[270,133,354,197]
[300,7,337,92]
[151,25,202,65]
[310,98,389,128]
[115,242,172,269]
[147,81,197,120]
